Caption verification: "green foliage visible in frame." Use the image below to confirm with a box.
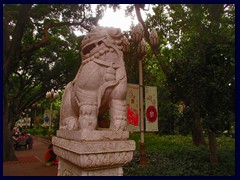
[124,133,235,176]
[158,100,180,135]
[26,126,59,136]
[26,127,49,136]
[177,106,193,135]
[145,4,235,135]
[4,4,107,128]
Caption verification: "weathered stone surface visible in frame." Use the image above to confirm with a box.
[52,136,135,169]
[57,157,124,176]
[56,129,129,142]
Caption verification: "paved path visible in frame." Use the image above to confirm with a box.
[3,136,58,176]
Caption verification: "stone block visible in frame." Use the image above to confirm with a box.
[52,130,135,176]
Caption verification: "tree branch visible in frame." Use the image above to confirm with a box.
[134,4,171,77]
[21,18,88,55]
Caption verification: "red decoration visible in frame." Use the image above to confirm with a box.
[127,104,139,126]
[99,119,109,128]
[146,106,157,123]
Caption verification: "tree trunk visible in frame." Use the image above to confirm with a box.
[192,111,206,146]
[4,4,32,84]
[3,88,17,162]
[3,4,33,162]
[208,130,219,165]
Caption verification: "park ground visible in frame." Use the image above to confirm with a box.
[3,133,235,176]
[3,136,57,176]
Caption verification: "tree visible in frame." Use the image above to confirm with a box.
[3,4,108,161]
[114,4,234,165]
[144,4,235,164]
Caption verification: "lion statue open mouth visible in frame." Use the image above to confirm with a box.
[59,27,127,131]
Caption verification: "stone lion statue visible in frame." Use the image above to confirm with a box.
[59,27,127,131]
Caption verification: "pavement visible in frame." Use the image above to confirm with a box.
[3,136,58,176]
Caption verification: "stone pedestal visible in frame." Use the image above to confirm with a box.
[52,130,135,176]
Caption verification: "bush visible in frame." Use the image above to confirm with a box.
[23,126,59,137]
[123,133,235,176]
[33,127,48,136]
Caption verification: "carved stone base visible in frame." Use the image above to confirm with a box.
[52,130,135,176]
[57,157,123,176]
